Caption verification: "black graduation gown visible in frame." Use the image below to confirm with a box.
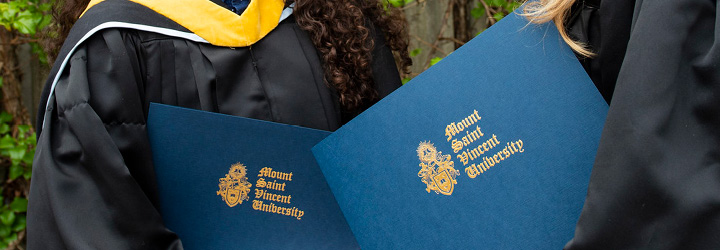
[565,0,720,249]
[27,0,402,249]
[567,0,635,104]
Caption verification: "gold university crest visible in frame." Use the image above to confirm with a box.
[417,142,460,195]
[217,163,252,207]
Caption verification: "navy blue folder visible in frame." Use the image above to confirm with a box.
[311,13,608,249]
[147,103,358,249]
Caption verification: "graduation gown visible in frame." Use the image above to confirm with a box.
[27,0,402,248]
[565,0,720,249]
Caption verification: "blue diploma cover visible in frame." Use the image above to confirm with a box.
[149,11,607,250]
[311,13,608,249]
[147,103,358,249]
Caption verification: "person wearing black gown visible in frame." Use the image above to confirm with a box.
[527,0,720,249]
[27,0,411,248]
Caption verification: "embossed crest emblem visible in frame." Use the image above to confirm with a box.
[417,142,460,195]
[217,163,252,207]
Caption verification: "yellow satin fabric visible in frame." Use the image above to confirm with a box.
[82,0,285,47]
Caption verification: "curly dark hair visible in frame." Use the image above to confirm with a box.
[291,0,411,110]
[44,0,90,61]
[45,0,411,111]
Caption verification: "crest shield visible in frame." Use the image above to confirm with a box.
[225,182,241,207]
[417,142,460,196]
[432,170,454,195]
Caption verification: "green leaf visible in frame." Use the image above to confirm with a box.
[13,11,38,34]
[510,1,522,11]
[401,77,411,84]
[12,214,25,232]
[0,124,8,134]
[0,76,3,88]
[23,167,32,180]
[10,198,27,213]
[0,135,15,149]
[410,48,421,57]
[38,14,51,30]
[22,149,33,165]
[8,147,26,161]
[388,0,404,7]
[17,125,30,135]
[504,2,514,11]
[471,7,485,19]
[493,12,506,21]
[8,1,26,10]
[488,0,505,7]
[430,57,443,66]
[9,164,23,180]
[3,232,17,245]
[15,138,26,149]
[0,211,15,226]
[39,3,53,12]
[31,42,48,64]
[0,227,8,248]
[1,3,18,22]
[0,224,7,238]
[0,112,12,124]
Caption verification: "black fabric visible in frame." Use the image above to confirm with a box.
[28,4,402,250]
[567,0,635,104]
[36,0,192,134]
[565,0,720,249]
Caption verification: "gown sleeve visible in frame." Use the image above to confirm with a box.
[565,0,720,249]
[27,29,183,249]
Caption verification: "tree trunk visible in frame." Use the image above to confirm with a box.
[0,29,32,131]
[452,0,470,49]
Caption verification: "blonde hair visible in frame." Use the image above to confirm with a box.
[522,0,595,57]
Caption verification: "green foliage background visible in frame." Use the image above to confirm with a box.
[389,0,521,83]
[0,0,50,248]
[0,114,33,248]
